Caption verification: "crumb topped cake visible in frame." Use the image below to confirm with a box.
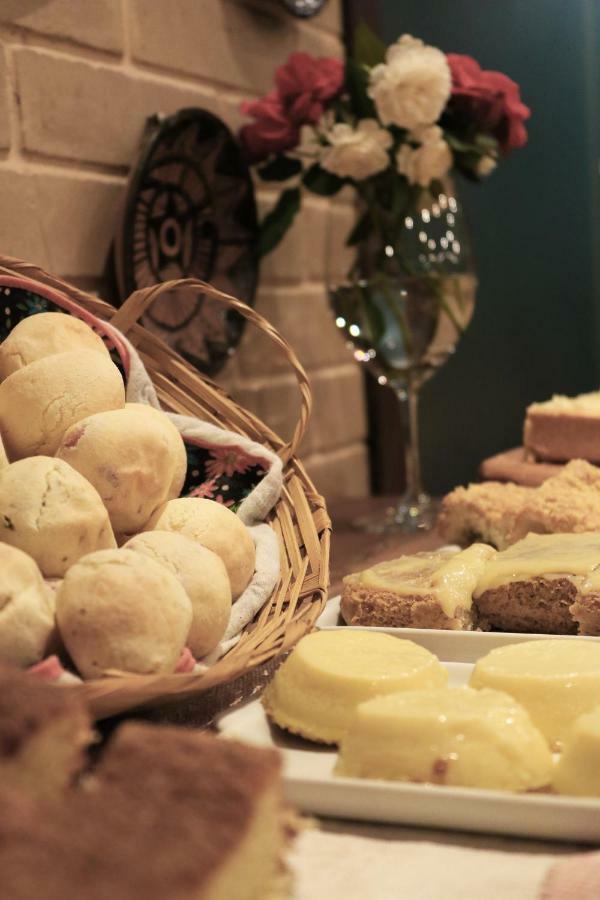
[436,482,533,550]
[0,664,92,801]
[511,459,600,540]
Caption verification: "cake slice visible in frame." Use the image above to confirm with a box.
[473,532,600,635]
[341,544,496,631]
[436,481,533,550]
[511,459,600,541]
[0,724,289,900]
[0,664,92,802]
[524,391,600,463]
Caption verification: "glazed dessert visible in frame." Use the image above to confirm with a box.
[437,482,533,550]
[511,459,600,541]
[473,531,600,634]
[0,723,288,900]
[55,548,193,679]
[336,687,552,792]
[341,544,495,630]
[0,664,92,802]
[56,404,187,535]
[553,705,600,797]
[469,639,600,748]
[147,497,256,598]
[0,349,125,459]
[0,544,55,667]
[524,391,600,464]
[262,630,447,743]
[0,456,116,578]
[125,531,231,657]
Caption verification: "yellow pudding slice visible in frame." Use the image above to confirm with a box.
[335,687,552,791]
[473,532,600,596]
[261,631,447,744]
[359,544,495,620]
[553,705,600,797]
[469,639,600,748]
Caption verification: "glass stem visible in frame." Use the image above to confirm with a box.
[393,378,424,505]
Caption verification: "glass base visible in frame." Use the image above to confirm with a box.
[352,493,438,535]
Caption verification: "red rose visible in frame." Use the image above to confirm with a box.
[240,90,300,162]
[446,53,530,153]
[275,52,344,124]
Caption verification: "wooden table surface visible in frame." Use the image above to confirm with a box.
[328,496,445,596]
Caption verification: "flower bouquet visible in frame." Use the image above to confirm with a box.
[239,26,530,531]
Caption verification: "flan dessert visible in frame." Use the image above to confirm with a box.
[0,724,290,900]
[341,544,495,631]
[261,631,447,743]
[553,705,600,797]
[0,664,92,801]
[524,392,600,464]
[437,482,532,550]
[473,531,600,634]
[469,639,600,748]
[336,687,552,792]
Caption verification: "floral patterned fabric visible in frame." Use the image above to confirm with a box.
[0,278,270,508]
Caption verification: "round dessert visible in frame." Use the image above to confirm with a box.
[125,404,187,501]
[147,497,255,599]
[55,548,193,679]
[553,705,600,797]
[261,631,448,744]
[125,531,231,657]
[0,311,110,380]
[469,639,600,748]
[0,543,55,667]
[56,405,187,535]
[0,432,7,470]
[335,687,553,791]
[0,456,116,577]
[0,350,125,459]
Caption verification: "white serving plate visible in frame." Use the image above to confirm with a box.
[318,596,600,662]
[218,643,600,843]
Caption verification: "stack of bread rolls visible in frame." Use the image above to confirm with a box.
[0,312,256,679]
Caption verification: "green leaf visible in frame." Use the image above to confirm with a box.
[257,155,302,182]
[345,211,372,246]
[258,188,301,257]
[344,58,377,119]
[302,164,343,196]
[353,23,386,67]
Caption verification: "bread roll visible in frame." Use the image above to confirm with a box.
[125,531,231,657]
[56,405,187,535]
[0,544,55,666]
[146,498,255,598]
[55,548,193,679]
[0,312,110,380]
[0,456,116,577]
[0,350,125,459]
[0,432,7,470]
[125,404,187,500]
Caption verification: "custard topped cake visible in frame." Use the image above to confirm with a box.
[341,544,496,631]
[524,391,600,463]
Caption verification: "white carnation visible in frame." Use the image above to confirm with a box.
[476,154,497,177]
[320,119,392,181]
[368,34,451,130]
[396,125,452,187]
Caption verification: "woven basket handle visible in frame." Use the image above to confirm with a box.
[110,279,311,463]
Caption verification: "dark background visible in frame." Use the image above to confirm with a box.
[347,0,600,494]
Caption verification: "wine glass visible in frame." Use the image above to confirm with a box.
[327,188,477,532]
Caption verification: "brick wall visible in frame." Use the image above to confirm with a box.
[0,0,369,498]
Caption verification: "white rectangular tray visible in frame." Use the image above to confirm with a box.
[218,641,600,843]
[318,596,600,662]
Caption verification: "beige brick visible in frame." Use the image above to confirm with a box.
[1,0,123,53]
[327,203,358,283]
[304,444,370,499]
[130,0,342,94]
[0,166,124,277]
[0,47,10,150]
[259,197,329,284]
[235,285,352,377]
[15,49,221,167]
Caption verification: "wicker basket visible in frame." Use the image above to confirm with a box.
[0,256,331,722]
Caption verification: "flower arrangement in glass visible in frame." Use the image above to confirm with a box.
[239,26,530,531]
